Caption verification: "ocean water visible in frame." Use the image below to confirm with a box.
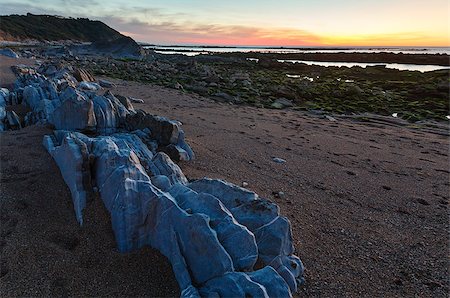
[145,45,450,55]
[145,45,450,72]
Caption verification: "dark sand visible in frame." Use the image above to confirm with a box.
[0,56,35,89]
[0,59,449,297]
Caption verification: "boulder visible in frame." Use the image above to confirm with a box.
[51,87,97,131]
[22,86,43,110]
[43,133,92,225]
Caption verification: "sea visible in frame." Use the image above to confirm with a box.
[143,45,450,72]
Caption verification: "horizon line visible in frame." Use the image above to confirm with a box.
[138,43,450,49]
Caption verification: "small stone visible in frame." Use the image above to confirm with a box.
[130,97,144,104]
[242,182,249,187]
[271,98,293,109]
[98,79,116,88]
[272,191,285,199]
[272,157,286,164]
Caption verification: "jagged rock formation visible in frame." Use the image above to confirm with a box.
[4,62,305,297]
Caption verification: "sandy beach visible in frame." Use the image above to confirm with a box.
[0,51,448,297]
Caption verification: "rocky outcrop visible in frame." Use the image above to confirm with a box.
[5,62,305,297]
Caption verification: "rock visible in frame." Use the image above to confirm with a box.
[126,111,180,145]
[325,115,337,121]
[98,79,116,88]
[173,82,184,90]
[73,68,95,82]
[0,48,19,58]
[273,157,287,163]
[242,182,249,187]
[273,191,285,198]
[169,185,258,271]
[212,92,236,103]
[272,98,293,109]
[161,144,191,162]
[43,133,92,225]
[78,81,101,91]
[51,87,97,131]
[22,86,43,111]
[45,65,58,76]
[151,152,188,185]
[130,97,144,104]
[5,111,21,130]
[28,62,305,296]
[92,95,119,133]
[115,94,135,112]
[90,35,144,59]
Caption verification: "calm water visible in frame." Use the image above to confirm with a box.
[146,45,450,55]
[276,60,450,72]
[146,45,450,72]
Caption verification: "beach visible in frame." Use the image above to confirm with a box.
[1,53,448,296]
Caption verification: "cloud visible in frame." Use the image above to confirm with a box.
[99,15,323,46]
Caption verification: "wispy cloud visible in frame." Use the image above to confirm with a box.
[99,16,323,46]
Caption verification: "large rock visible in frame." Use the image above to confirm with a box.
[43,133,92,224]
[126,110,194,161]
[43,130,303,296]
[51,87,96,131]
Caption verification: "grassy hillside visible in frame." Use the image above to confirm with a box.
[0,13,125,42]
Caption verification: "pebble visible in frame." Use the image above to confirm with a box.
[272,157,286,164]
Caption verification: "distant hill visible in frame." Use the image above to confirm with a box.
[0,14,144,58]
[0,13,127,43]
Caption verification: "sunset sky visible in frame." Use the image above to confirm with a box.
[1,0,449,46]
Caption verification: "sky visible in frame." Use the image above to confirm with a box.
[1,0,449,46]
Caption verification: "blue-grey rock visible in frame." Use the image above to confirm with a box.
[169,184,258,271]
[199,272,269,297]
[78,81,101,91]
[0,48,19,58]
[99,79,116,88]
[51,88,96,131]
[6,110,21,129]
[23,86,43,110]
[93,95,119,133]
[151,152,188,185]
[25,62,306,297]
[43,133,92,224]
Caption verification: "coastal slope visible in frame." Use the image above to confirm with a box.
[0,14,123,43]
